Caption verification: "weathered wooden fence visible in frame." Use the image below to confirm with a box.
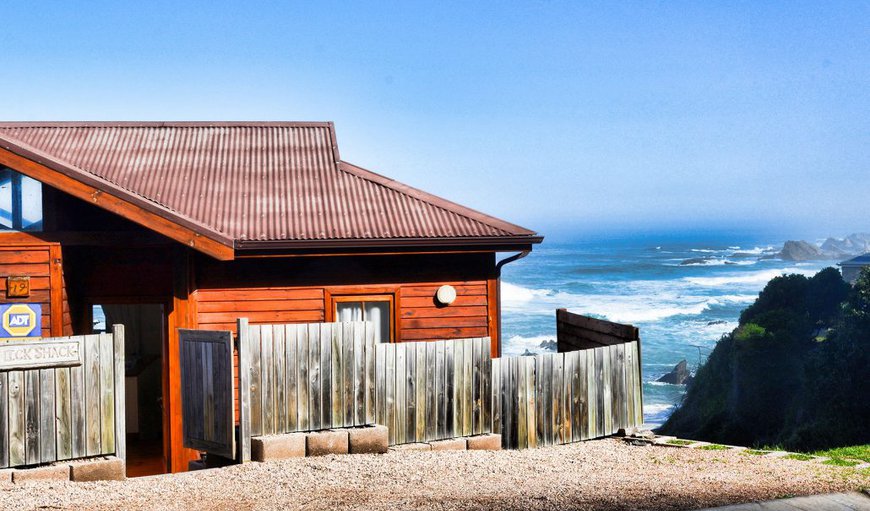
[494,340,643,449]
[375,337,491,445]
[0,326,125,469]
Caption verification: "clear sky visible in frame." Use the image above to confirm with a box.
[2,1,867,241]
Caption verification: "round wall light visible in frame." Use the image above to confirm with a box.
[435,284,457,306]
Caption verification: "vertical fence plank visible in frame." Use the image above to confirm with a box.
[353,322,365,427]
[534,355,545,446]
[330,323,343,429]
[39,369,56,462]
[587,348,598,439]
[274,325,287,433]
[471,339,482,436]
[452,341,462,437]
[0,373,7,468]
[490,357,500,436]
[84,334,101,457]
[574,350,586,442]
[24,369,40,464]
[394,343,406,444]
[8,371,24,466]
[249,326,263,437]
[99,332,115,454]
[435,340,446,440]
[603,345,614,435]
[552,353,563,444]
[425,342,437,441]
[445,340,455,438]
[405,342,417,443]
[415,342,426,442]
[562,352,573,444]
[501,358,512,449]
[482,340,492,435]
[624,340,635,428]
[376,343,386,428]
[284,324,298,433]
[525,357,537,449]
[614,343,627,432]
[70,359,85,459]
[237,318,251,462]
[320,323,332,429]
[296,324,310,432]
[516,356,527,449]
[462,339,473,437]
[308,324,322,431]
[342,322,354,427]
[365,324,376,425]
[385,343,396,445]
[112,326,126,463]
[632,341,644,426]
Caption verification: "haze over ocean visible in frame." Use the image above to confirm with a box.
[499,231,831,426]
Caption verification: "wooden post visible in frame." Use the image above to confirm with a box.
[237,318,251,463]
[112,324,127,467]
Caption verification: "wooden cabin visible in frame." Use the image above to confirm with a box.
[0,122,541,474]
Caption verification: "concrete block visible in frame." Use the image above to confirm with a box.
[429,438,467,451]
[390,443,432,452]
[348,425,389,454]
[306,430,349,456]
[69,456,125,482]
[0,469,13,483]
[252,433,307,461]
[12,464,70,483]
[466,434,502,451]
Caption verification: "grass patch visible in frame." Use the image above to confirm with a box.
[743,449,769,456]
[812,444,870,464]
[822,458,859,467]
[784,453,814,461]
[698,444,730,451]
[666,439,694,446]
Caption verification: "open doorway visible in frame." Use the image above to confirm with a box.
[93,303,167,476]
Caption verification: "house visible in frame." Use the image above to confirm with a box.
[0,121,542,474]
[839,253,870,284]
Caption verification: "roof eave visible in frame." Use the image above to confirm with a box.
[234,235,544,254]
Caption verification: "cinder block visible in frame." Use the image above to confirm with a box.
[466,434,502,451]
[348,425,389,454]
[12,464,70,483]
[252,433,307,461]
[69,456,125,482]
[429,438,467,451]
[0,469,13,483]
[390,443,432,452]
[306,430,349,456]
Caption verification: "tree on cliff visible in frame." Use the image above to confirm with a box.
[659,267,866,450]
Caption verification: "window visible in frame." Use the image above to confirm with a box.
[0,167,42,231]
[333,295,393,342]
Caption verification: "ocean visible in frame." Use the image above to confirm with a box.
[499,232,831,427]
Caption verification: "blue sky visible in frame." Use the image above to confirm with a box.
[1,1,867,241]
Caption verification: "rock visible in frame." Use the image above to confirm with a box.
[680,257,712,265]
[521,349,537,356]
[657,360,693,385]
[538,339,557,351]
[706,320,727,326]
[778,240,826,261]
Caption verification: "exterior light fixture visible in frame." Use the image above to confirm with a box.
[435,285,457,306]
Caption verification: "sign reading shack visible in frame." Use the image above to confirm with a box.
[0,338,82,370]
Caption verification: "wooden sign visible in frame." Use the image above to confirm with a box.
[6,276,30,298]
[0,338,82,371]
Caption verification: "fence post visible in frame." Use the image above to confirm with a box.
[112,324,126,467]
[237,318,251,463]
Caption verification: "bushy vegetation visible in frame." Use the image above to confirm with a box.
[660,267,869,451]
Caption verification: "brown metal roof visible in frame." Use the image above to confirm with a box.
[0,122,540,255]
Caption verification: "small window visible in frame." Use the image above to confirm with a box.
[333,295,393,342]
[0,167,42,231]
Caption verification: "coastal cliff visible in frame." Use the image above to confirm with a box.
[659,267,870,450]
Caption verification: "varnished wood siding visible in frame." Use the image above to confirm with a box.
[399,282,490,342]
[0,244,70,337]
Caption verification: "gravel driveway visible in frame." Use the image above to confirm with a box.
[1,439,867,511]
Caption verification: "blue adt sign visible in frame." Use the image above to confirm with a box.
[0,304,42,338]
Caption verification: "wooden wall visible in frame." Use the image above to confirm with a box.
[0,242,70,337]
[193,253,500,352]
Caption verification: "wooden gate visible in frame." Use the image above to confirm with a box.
[179,329,235,460]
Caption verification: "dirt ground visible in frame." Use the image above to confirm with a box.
[1,439,867,511]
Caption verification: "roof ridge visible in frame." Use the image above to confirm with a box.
[337,160,537,237]
[0,121,334,128]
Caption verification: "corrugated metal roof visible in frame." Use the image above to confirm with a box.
[0,122,539,252]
